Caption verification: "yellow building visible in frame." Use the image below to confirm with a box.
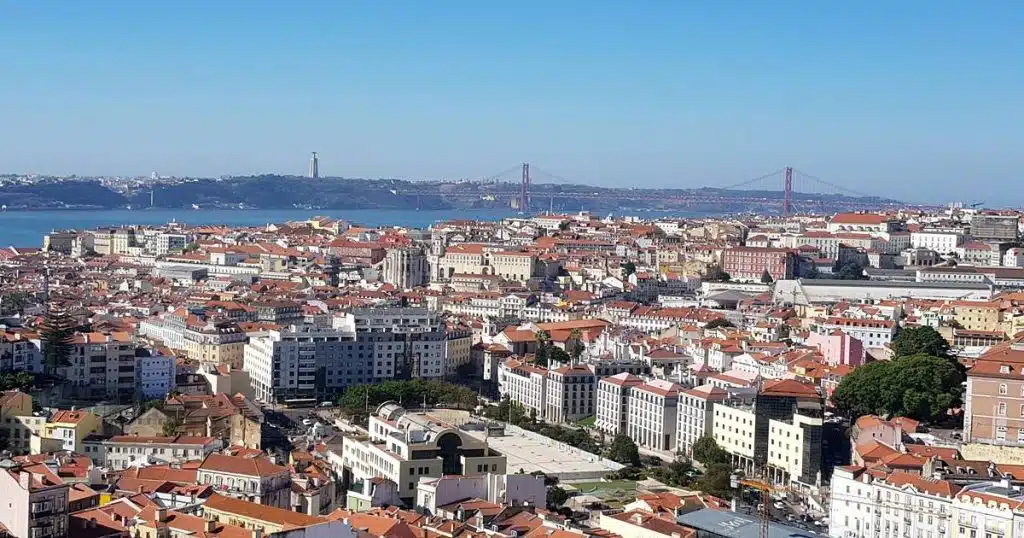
[43,409,101,453]
[954,300,1004,333]
[201,493,322,534]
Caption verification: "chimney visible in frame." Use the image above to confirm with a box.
[633,514,644,525]
[19,471,31,490]
[157,508,168,523]
[252,530,263,538]
[205,519,217,532]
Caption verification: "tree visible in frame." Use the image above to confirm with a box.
[0,292,33,316]
[832,353,964,422]
[567,328,584,363]
[760,269,774,284]
[40,308,76,375]
[890,326,951,359]
[607,434,642,467]
[533,330,551,367]
[547,485,570,509]
[622,262,637,276]
[162,417,182,436]
[704,266,731,282]
[704,318,735,330]
[833,260,868,280]
[692,435,730,466]
[548,346,571,366]
[696,462,734,499]
[0,371,34,392]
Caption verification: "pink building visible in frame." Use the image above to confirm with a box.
[807,329,864,367]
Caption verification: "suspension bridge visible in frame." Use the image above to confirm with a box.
[393,164,902,215]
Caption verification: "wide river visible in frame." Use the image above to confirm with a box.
[0,208,691,247]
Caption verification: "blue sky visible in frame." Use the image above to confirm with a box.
[1,1,1022,203]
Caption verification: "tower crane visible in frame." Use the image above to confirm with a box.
[731,469,786,538]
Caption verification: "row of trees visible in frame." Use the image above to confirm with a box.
[832,326,963,422]
[533,330,584,368]
[338,379,481,417]
[691,435,736,498]
[482,396,604,454]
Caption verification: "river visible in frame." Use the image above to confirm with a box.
[0,208,541,247]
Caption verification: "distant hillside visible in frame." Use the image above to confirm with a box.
[0,176,902,213]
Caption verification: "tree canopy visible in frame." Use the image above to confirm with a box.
[607,434,641,467]
[760,269,774,284]
[41,308,76,374]
[831,353,964,422]
[696,462,734,499]
[704,266,731,282]
[0,372,34,392]
[338,379,480,417]
[622,262,637,276]
[692,435,731,466]
[832,260,868,280]
[704,318,735,330]
[890,326,951,359]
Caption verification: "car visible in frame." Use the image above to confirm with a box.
[302,418,313,426]
[773,502,785,510]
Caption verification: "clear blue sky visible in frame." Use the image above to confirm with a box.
[1,1,1022,203]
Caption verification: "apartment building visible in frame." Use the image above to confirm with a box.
[626,380,681,452]
[197,453,291,509]
[135,351,176,399]
[911,231,966,254]
[92,435,222,469]
[595,373,644,437]
[0,461,70,538]
[443,324,473,378]
[43,410,101,454]
[245,308,446,404]
[971,214,1019,242]
[339,403,505,504]
[964,338,1024,444]
[721,247,796,282]
[184,320,248,368]
[545,364,596,424]
[821,317,897,350]
[489,251,536,282]
[497,359,548,419]
[436,243,488,281]
[60,332,136,401]
[0,332,42,373]
[677,384,728,458]
[828,466,956,538]
[827,213,898,234]
[711,380,825,485]
[199,493,328,536]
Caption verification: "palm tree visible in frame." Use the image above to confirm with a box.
[568,328,584,363]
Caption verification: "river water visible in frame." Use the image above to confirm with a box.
[0,208,538,247]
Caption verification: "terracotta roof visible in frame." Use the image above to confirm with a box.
[203,493,323,528]
[199,453,289,478]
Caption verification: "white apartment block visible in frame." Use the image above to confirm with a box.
[59,332,137,401]
[829,466,957,538]
[711,401,757,463]
[135,353,176,399]
[822,317,897,349]
[497,359,549,419]
[626,380,681,452]
[545,364,596,424]
[0,333,43,374]
[677,384,727,458]
[245,308,445,403]
[489,251,536,282]
[92,435,223,469]
[911,231,966,254]
[197,453,292,509]
[595,373,643,437]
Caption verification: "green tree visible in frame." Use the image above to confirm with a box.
[760,269,774,283]
[704,318,735,330]
[548,346,571,366]
[833,260,868,280]
[0,292,33,316]
[567,328,584,363]
[622,262,637,276]
[0,371,35,392]
[547,485,570,509]
[40,308,76,375]
[692,435,730,466]
[890,326,951,359]
[704,266,731,282]
[607,434,641,467]
[533,330,551,367]
[832,353,964,421]
[162,417,182,436]
[696,462,734,498]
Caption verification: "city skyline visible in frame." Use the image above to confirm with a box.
[1,2,1022,203]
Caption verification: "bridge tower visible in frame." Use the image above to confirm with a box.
[519,163,531,213]
[783,166,793,217]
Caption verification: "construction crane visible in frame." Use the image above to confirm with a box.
[731,470,785,538]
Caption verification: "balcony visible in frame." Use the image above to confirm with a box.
[958,518,976,529]
[30,524,54,538]
[30,502,52,516]
[984,524,1005,535]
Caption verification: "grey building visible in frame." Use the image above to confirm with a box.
[382,247,428,289]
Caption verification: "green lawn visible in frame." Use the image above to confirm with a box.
[576,415,597,427]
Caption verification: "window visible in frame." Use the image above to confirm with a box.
[1000,383,1008,395]
[999,403,1007,416]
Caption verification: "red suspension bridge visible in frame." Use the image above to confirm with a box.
[394,164,901,215]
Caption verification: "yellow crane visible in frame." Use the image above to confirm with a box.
[731,472,786,538]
